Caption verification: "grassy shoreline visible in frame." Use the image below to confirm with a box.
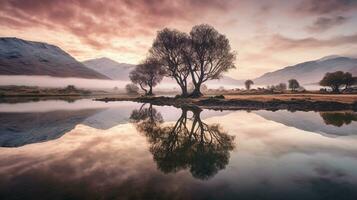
[95,94,357,112]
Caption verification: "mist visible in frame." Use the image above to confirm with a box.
[0,75,319,91]
[0,75,245,90]
[0,75,130,89]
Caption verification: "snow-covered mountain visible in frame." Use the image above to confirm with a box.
[83,57,135,80]
[0,37,109,79]
[254,56,357,85]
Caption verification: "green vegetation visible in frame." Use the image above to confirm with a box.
[129,57,165,96]
[320,71,357,93]
[125,84,139,95]
[288,79,300,92]
[0,85,92,97]
[319,112,357,127]
[245,80,254,90]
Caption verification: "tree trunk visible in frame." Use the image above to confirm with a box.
[332,86,340,93]
[189,87,203,98]
[189,77,203,98]
[139,83,147,95]
[181,85,188,97]
[147,85,153,96]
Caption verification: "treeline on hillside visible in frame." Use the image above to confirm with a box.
[241,71,357,94]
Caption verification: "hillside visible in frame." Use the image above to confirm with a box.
[83,57,135,80]
[254,56,357,85]
[0,37,109,79]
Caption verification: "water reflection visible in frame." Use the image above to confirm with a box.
[130,104,235,180]
[319,112,357,127]
[0,100,141,147]
[1,101,357,199]
[254,110,357,137]
[0,109,101,147]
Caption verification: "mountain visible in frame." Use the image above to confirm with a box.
[83,57,135,80]
[0,37,109,79]
[207,75,244,86]
[254,56,357,85]
[83,57,243,87]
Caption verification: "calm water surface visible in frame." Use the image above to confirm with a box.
[0,99,357,200]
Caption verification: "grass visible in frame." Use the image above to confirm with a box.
[223,94,357,104]
[0,85,96,97]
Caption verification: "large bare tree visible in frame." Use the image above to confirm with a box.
[129,57,165,96]
[185,24,236,97]
[149,28,190,97]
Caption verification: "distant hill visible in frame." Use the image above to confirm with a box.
[83,57,135,80]
[0,37,109,79]
[83,57,243,87]
[254,56,357,85]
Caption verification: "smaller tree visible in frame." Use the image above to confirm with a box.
[245,80,254,90]
[125,83,139,95]
[129,57,165,96]
[288,79,300,92]
[319,71,351,93]
[277,83,287,91]
[65,85,76,91]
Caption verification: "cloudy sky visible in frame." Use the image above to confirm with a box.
[1,0,357,79]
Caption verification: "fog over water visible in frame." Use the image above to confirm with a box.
[0,75,320,90]
[0,75,239,90]
[0,75,130,89]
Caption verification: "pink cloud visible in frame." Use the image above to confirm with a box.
[0,0,234,50]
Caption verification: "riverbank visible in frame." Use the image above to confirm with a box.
[95,94,357,111]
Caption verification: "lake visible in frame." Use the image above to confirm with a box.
[1,99,357,200]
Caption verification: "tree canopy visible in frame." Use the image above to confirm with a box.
[288,79,300,91]
[319,71,356,93]
[125,83,139,95]
[129,57,165,96]
[245,80,254,90]
[149,28,190,96]
[147,24,236,97]
[185,24,236,97]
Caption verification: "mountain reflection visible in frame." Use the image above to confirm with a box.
[130,104,235,180]
[0,109,101,147]
[319,112,357,127]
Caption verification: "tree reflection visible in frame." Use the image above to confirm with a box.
[130,103,164,138]
[319,112,357,127]
[130,105,235,180]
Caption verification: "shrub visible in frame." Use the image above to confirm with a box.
[125,84,139,95]
[210,95,225,99]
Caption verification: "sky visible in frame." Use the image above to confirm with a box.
[1,0,357,79]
